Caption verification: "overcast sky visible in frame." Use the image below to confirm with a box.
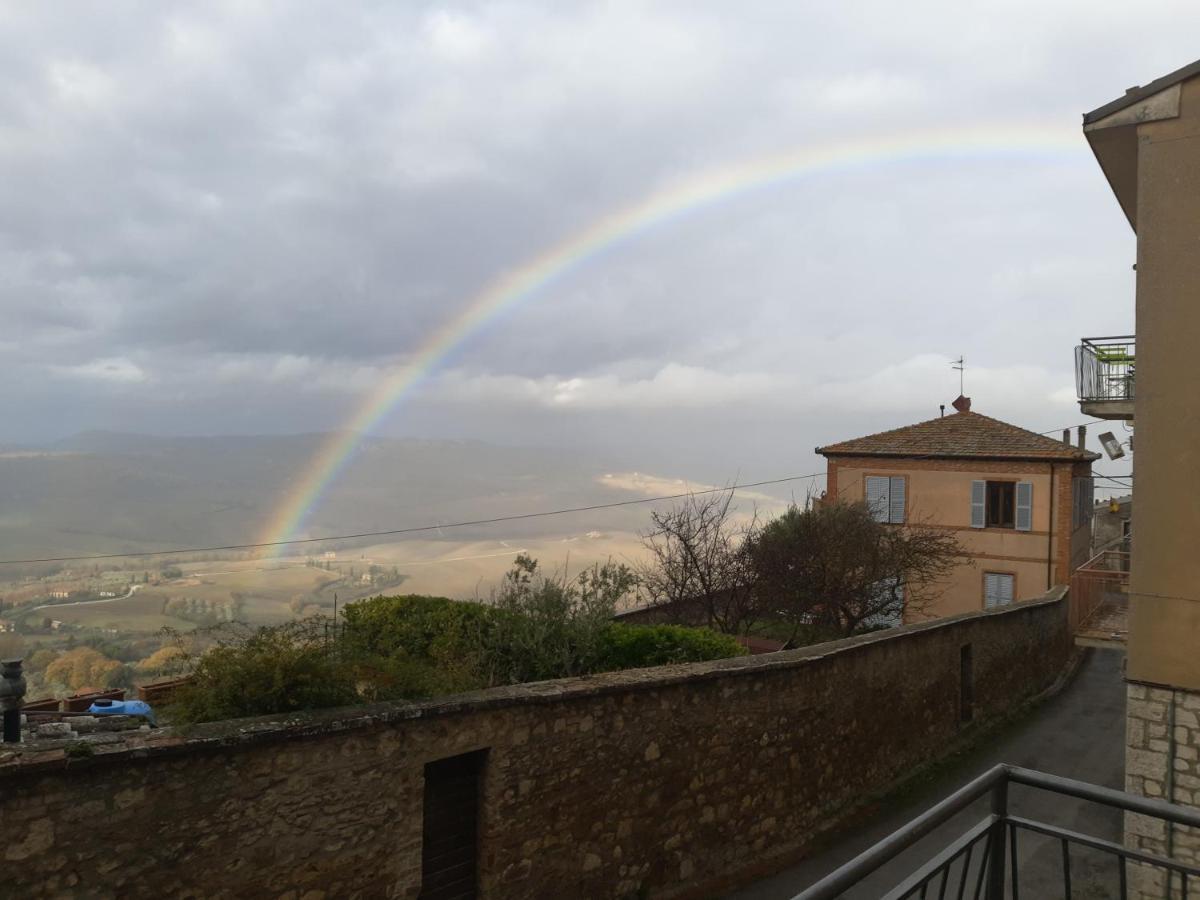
[1,1,1187,485]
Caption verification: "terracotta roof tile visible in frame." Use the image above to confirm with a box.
[816,411,1101,462]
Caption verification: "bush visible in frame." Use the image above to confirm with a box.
[476,555,635,685]
[169,619,358,724]
[596,623,746,671]
[164,570,744,724]
[341,594,483,661]
[340,594,490,693]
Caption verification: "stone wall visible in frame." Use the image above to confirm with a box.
[1125,683,1200,899]
[0,588,1071,899]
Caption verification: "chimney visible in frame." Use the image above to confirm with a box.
[939,404,945,417]
[1062,430,1071,445]
[1077,425,1087,450]
[951,395,971,413]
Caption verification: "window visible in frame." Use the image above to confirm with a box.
[971,480,1032,530]
[865,475,905,524]
[986,481,1014,527]
[984,572,1015,608]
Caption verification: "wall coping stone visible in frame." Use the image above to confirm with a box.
[0,586,1067,780]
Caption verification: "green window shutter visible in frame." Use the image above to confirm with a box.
[1015,482,1033,532]
[970,480,986,528]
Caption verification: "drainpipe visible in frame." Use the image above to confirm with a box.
[1047,463,1055,590]
[1166,689,1178,898]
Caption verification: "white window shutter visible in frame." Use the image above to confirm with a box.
[888,476,906,524]
[866,476,889,522]
[970,480,986,528]
[985,573,1014,608]
[1015,482,1033,531]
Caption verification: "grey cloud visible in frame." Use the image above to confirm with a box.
[0,0,1189,475]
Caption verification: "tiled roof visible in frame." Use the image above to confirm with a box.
[816,411,1101,462]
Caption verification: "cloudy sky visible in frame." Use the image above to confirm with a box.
[1,1,1187,485]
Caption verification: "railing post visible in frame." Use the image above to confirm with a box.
[986,775,1008,900]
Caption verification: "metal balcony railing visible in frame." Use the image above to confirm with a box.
[794,764,1200,900]
[1076,335,1135,403]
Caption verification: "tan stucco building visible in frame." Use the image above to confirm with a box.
[1083,58,1200,895]
[817,396,1098,621]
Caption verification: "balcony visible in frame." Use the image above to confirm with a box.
[795,764,1200,900]
[1075,336,1135,420]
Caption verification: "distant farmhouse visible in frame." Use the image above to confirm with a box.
[817,396,1099,619]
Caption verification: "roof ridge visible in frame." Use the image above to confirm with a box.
[816,409,1102,462]
[964,410,1090,448]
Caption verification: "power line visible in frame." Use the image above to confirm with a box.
[1036,418,1109,436]
[0,419,1127,567]
[0,472,827,566]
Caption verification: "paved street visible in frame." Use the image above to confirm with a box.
[728,648,1127,899]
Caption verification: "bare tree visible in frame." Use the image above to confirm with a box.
[747,500,964,640]
[639,490,760,635]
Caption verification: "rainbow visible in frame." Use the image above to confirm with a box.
[258,122,1082,554]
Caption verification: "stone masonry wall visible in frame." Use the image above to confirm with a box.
[1125,683,1200,899]
[0,590,1071,899]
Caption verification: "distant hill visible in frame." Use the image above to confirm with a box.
[0,431,645,565]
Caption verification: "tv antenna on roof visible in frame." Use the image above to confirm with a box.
[951,355,965,395]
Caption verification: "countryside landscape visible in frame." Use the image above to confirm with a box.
[0,430,790,701]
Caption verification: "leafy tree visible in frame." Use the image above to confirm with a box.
[747,501,963,639]
[478,555,637,685]
[26,648,59,673]
[43,647,123,692]
[136,645,187,675]
[639,491,760,635]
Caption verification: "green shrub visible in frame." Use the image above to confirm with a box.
[169,619,358,724]
[476,555,635,685]
[596,623,746,671]
[341,594,479,659]
[340,594,493,695]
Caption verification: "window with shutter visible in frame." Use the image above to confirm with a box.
[865,476,889,522]
[984,572,1015,608]
[888,476,905,524]
[970,481,986,528]
[1015,482,1033,531]
[973,481,1028,529]
[865,476,906,524]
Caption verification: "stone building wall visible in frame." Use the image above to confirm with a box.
[0,589,1071,899]
[1125,683,1200,899]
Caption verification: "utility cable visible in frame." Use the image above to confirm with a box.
[0,472,827,565]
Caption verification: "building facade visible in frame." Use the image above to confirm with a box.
[1082,58,1200,898]
[1092,493,1132,555]
[817,396,1098,621]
